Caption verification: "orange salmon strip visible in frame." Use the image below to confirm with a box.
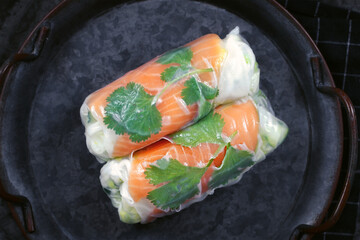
[86,34,227,157]
[127,100,259,213]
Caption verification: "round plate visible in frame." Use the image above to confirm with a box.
[0,0,342,239]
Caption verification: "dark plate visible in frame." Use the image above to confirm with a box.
[0,0,343,239]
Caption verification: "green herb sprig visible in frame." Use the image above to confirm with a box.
[104,82,162,142]
[145,158,209,210]
[144,110,255,210]
[209,146,254,189]
[153,46,214,104]
[170,111,225,147]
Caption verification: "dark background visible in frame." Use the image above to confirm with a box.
[0,0,359,239]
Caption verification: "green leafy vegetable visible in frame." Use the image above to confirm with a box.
[157,47,193,83]
[160,65,194,83]
[209,147,254,189]
[156,47,193,65]
[145,132,244,210]
[181,77,218,121]
[181,77,218,105]
[145,158,207,210]
[194,99,213,122]
[199,83,219,101]
[102,188,112,195]
[154,45,215,114]
[152,68,213,105]
[104,82,162,142]
[244,54,251,64]
[87,111,96,124]
[171,111,225,147]
[160,66,180,82]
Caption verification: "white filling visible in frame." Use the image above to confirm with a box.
[215,27,259,105]
[253,92,289,161]
[100,159,133,204]
[100,158,155,223]
[80,101,116,163]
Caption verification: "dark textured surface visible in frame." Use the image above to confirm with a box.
[0,0,346,239]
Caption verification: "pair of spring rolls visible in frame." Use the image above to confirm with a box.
[80,27,288,224]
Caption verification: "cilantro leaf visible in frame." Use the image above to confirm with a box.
[155,44,216,115]
[194,98,213,122]
[200,83,219,100]
[181,77,200,105]
[160,66,179,82]
[181,77,218,105]
[160,66,192,82]
[145,158,207,210]
[209,147,254,189]
[180,77,218,122]
[170,111,225,147]
[104,82,162,142]
[156,47,193,66]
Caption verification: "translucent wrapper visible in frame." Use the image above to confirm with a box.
[100,91,288,224]
[80,27,259,162]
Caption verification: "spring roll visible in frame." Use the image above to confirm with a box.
[100,91,288,223]
[80,27,259,162]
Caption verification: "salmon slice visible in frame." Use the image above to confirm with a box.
[85,34,226,157]
[127,100,259,206]
[219,101,260,152]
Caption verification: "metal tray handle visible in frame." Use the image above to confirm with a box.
[0,24,50,238]
[0,1,79,237]
[290,57,358,239]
